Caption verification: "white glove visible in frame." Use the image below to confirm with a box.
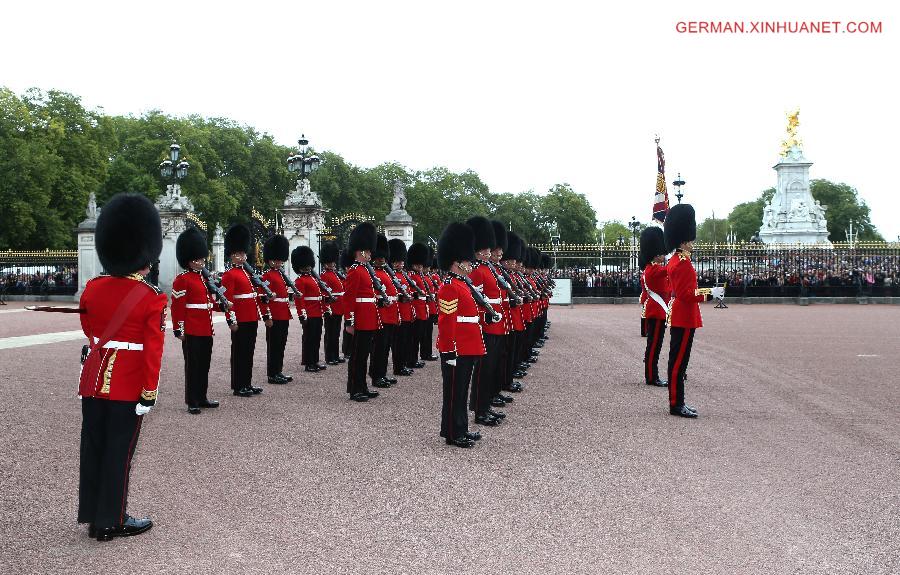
[711,286,726,300]
[446,358,457,366]
[135,403,152,416]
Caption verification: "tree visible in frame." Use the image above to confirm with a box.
[597,221,630,245]
[538,183,597,244]
[810,179,882,241]
[696,216,728,243]
[727,188,774,241]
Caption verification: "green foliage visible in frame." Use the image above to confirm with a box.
[597,221,631,245]
[696,216,729,243]
[810,179,882,241]
[727,188,774,241]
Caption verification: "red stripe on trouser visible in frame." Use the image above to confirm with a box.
[119,415,143,524]
[647,321,661,383]
[670,330,690,407]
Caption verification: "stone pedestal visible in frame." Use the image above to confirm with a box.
[75,192,102,299]
[383,181,416,249]
[212,225,225,273]
[281,178,326,279]
[758,146,831,246]
[155,184,194,294]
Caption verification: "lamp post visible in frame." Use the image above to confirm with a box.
[549,221,561,270]
[673,173,685,204]
[629,216,640,275]
[616,234,624,296]
[287,134,322,179]
[158,141,189,185]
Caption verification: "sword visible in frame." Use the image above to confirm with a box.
[25,306,85,313]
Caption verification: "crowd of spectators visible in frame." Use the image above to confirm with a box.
[0,268,78,297]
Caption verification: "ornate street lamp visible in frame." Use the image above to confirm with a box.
[159,141,189,184]
[287,134,322,178]
[629,216,641,272]
[673,172,685,204]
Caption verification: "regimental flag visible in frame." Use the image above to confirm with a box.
[652,140,669,225]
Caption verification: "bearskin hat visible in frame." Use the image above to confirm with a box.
[664,204,697,252]
[176,226,209,270]
[541,254,552,270]
[465,216,496,251]
[95,193,163,276]
[319,241,339,265]
[373,234,390,260]
[348,222,377,254]
[224,224,251,258]
[640,226,667,266]
[340,248,355,269]
[491,220,508,252]
[437,222,475,271]
[263,234,290,262]
[291,245,315,273]
[407,242,430,267]
[505,232,522,262]
[388,239,407,264]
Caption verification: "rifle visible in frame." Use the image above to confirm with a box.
[241,262,275,303]
[200,267,236,325]
[276,267,301,301]
[400,268,426,299]
[384,263,412,302]
[487,262,521,307]
[458,273,502,324]
[309,269,337,303]
[361,262,390,307]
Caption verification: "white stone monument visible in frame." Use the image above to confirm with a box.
[212,224,225,273]
[75,192,103,299]
[281,177,326,278]
[155,183,195,294]
[383,180,416,249]
[758,111,832,246]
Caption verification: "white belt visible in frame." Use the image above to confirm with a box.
[304,296,322,301]
[233,293,257,299]
[94,337,143,351]
[332,292,344,296]
[356,297,376,303]
[185,303,212,309]
[485,297,502,304]
[457,316,479,323]
[272,297,289,303]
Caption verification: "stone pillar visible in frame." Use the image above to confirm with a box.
[155,184,194,294]
[212,224,225,273]
[75,192,102,299]
[281,178,326,280]
[383,181,416,249]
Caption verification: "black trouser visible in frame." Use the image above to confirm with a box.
[230,321,258,391]
[341,317,353,358]
[641,317,647,337]
[302,316,323,367]
[667,327,696,408]
[347,329,374,395]
[370,323,396,381]
[324,314,343,362]
[504,331,520,389]
[441,354,478,440]
[395,322,415,374]
[183,334,213,406]
[517,323,531,365]
[409,320,429,367]
[471,333,503,416]
[266,319,290,377]
[420,315,436,359]
[644,318,666,385]
[78,398,143,529]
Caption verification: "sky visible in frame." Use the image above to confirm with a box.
[2,0,898,239]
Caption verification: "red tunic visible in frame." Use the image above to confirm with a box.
[374,268,399,325]
[221,266,265,323]
[78,275,167,403]
[468,261,506,336]
[410,271,429,321]
[437,275,486,357]
[667,250,707,329]
[641,263,670,321]
[262,269,294,321]
[320,270,345,316]
[427,273,440,316]
[171,270,217,336]
[343,263,381,331]
[395,272,415,323]
[294,274,326,318]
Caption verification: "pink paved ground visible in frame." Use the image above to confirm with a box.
[1,304,898,574]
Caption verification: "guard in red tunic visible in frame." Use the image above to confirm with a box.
[500,231,527,391]
[437,222,487,448]
[389,239,415,377]
[406,242,431,370]
[77,193,165,541]
[292,245,327,373]
[465,216,508,426]
[172,227,231,414]
[369,234,400,388]
[664,204,722,418]
[421,247,439,361]
[220,224,269,397]
[262,234,295,385]
[343,223,382,402]
[319,242,346,366]
[639,226,670,388]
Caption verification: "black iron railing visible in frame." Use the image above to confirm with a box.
[0,249,79,297]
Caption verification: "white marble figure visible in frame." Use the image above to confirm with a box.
[285,178,321,207]
[86,192,98,220]
[391,181,407,212]
[156,183,194,211]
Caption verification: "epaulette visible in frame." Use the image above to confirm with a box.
[443,276,452,284]
[349,263,360,270]
[125,273,163,294]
